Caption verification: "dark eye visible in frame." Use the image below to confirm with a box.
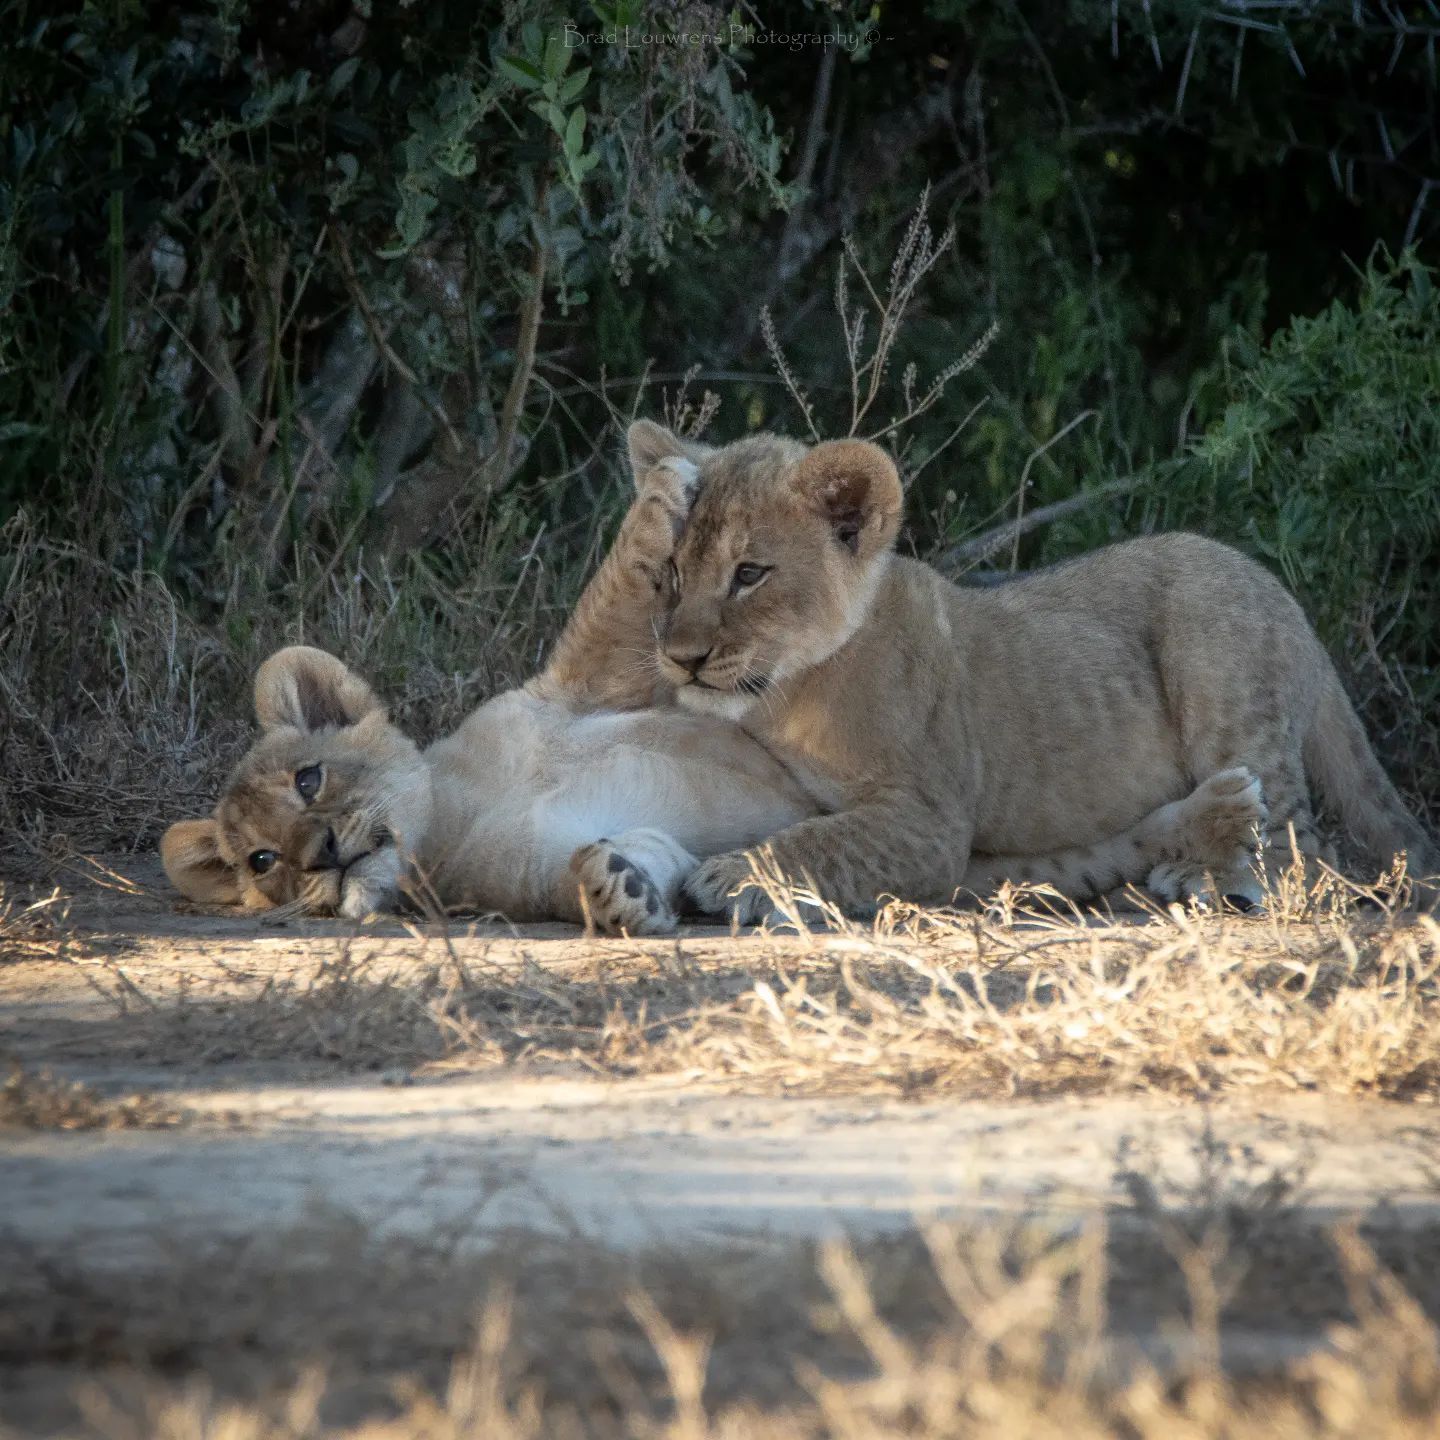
[248,849,279,876]
[294,765,323,802]
[732,563,770,591]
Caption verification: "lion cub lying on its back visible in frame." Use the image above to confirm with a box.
[630,419,1437,920]
[161,437,1267,931]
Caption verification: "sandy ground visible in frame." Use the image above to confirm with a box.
[4,854,1438,1267]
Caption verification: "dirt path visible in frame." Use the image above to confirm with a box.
[5,856,1438,1265]
[6,1070,1437,1266]
[6,853,1440,1437]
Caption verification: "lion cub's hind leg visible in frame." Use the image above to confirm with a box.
[569,828,697,936]
[964,767,1266,906]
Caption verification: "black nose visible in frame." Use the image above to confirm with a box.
[319,827,340,868]
[667,647,712,677]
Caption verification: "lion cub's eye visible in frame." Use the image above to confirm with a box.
[249,849,279,876]
[731,562,770,593]
[294,765,323,802]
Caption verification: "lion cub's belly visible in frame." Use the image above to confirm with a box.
[422,691,814,916]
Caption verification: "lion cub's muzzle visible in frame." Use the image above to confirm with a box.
[659,645,770,698]
[293,819,395,914]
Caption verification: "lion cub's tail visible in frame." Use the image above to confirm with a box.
[1304,669,1437,879]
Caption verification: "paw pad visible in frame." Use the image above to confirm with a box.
[570,841,676,935]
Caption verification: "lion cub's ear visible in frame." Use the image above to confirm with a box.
[626,419,710,487]
[161,818,242,905]
[253,646,385,733]
[792,440,903,558]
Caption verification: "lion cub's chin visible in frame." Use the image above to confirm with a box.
[675,685,758,722]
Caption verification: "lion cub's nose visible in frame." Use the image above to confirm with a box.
[304,827,341,872]
[666,647,712,677]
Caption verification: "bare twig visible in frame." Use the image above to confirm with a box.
[1008,410,1098,570]
[769,41,838,294]
[491,203,549,503]
[332,229,463,455]
[196,282,258,477]
[939,474,1141,574]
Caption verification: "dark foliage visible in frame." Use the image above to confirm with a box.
[1,0,1436,848]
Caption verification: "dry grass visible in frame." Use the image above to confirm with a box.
[62,891,1440,1103]
[5,1163,1440,1439]
[0,888,74,964]
[0,514,581,868]
[0,1064,188,1132]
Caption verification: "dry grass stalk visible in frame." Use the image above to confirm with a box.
[760,187,997,455]
[0,887,75,964]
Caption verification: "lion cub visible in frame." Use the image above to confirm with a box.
[630,420,1436,919]
[162,436,1268,932]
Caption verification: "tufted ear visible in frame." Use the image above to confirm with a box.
[161,818,242,905]
[253,646,384,733]
[791,439,903,557]
[625,419,711,488]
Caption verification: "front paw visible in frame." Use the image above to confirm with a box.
[683,853,770,925]
[1146,859,1263,913]
[337,878,391,920]
[338,852,403,920]
[634,457,699,545]
[639,454,700,510]
[627,473,696,590]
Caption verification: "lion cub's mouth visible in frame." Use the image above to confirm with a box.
[686,671,770,697]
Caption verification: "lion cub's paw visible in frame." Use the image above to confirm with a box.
[570,840,677,936]
[682,853,770,926]
[1147,859,1264,912]
[636,456,700,536]
[627,458,700,588]
[1146,769,1267,911]
[1170,766,1267,867]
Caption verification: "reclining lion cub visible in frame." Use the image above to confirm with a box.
[634,420,1437,920]
[163,440,1264,931]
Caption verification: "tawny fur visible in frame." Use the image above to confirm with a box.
[161,428,1272,932]
[638,421,1437,921]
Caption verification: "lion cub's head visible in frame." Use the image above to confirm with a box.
[629,420,903,719]
[161,647,432,918]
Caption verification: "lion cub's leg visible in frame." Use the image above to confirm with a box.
[1184,728,1324,904]
[962,767,1267,903]
[569,828,697,935]
[530,458,698,713]
[1142,768,1277,909]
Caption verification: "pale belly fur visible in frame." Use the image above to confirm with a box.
[415,690,815,918]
